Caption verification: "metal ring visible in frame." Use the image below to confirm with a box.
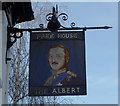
[39,24,44,29]
[71,22,76,28]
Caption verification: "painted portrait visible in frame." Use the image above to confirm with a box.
[44,44,79,86]
[29,31,86,96]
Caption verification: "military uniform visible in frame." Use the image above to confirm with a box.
[44,68,77,86]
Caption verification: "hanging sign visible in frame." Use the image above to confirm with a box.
[29,31,87,96]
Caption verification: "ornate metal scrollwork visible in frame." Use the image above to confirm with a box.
[71,22,76,28]
[46,5,69,31]
[46,5,79,31]
[6,4,112,64]
[46,6,56,22]
[7,27,23,49]
[39,24,44,29]
[46,13,53,21]
[57,13,68,21]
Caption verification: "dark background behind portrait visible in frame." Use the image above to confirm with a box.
[29,32,86,86]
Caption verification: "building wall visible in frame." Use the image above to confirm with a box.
[0,10,9,105]
[0,10,2,106]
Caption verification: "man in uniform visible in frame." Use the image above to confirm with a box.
[44,44,80,86]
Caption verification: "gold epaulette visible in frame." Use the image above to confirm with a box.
[44,76,53,86]
[67,71,77,77]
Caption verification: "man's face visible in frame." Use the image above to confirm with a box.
[48,47,65,71]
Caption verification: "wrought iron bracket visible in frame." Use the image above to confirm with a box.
[6,5,112,49]
[6,26,23,63]
[7,26,23,49]
[6,5,112,63]
[6,25,112,63]
[7,25,112,49]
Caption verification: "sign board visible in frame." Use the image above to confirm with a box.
[29,31,87,96]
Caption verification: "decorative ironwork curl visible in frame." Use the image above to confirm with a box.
[57,13,68,21]
[46,5,69,31]
[9,33,16,43]
[7,30,23,49]
[46,13,53,21]
[39,24,44,29]
[71,22,76,28]
[9,32,23,44]
[15,32,23,38]
[46,13,68,22]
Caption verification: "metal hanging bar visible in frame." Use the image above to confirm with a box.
[6,4,112,63]
[8,26,112,33]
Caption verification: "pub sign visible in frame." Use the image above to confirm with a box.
[29,31,87,96]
